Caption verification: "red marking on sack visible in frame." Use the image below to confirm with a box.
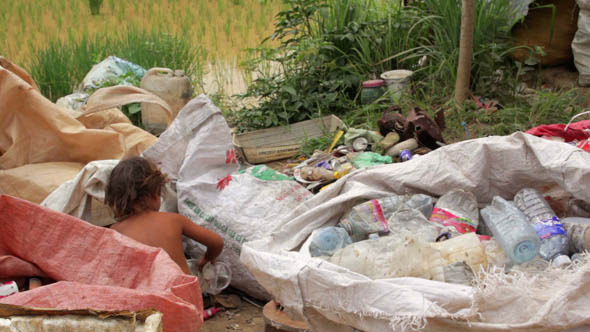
[216,175,233,191]
[225,149,237,164]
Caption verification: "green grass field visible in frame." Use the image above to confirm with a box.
[0,0,283,67]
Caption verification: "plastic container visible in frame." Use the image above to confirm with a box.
[430,232,487,273]
[387,206,442,243]
[188,260,232,295]
[429,189,479,236]
[299,166,338,182]
[480,196,540,264]
[309,227,353,257]
[327,233,445,281]
[360,79,386,105]
[380,70,413,101]
[513,188,569,260]
[141,67,193,136]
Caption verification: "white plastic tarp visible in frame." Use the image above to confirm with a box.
[143,95,312,300]
[241,132,590,332]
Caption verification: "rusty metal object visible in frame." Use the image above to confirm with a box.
[405,108,445,150]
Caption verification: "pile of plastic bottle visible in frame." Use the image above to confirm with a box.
[308,187,590,286]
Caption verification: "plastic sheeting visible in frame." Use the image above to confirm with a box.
[0,195,203,332]
[143,95,312,300]
[241,132,590,331]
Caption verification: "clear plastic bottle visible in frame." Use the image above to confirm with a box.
[405,194,434,219]
[480,196,540,264]
[187,259,232,295]
[387,206,442,243]
[513,188,569,260]
[309,227,353,257]
[429,189,479,236]
[338,196,406,241]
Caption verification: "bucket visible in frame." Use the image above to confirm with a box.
[380,69,413,100]
[140,67,193,136]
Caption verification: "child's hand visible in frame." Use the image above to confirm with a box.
[198,257,212,271]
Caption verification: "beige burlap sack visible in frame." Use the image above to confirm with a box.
[0,162,84,204]
[0,58,171,170]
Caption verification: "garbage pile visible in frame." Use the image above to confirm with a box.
[280,107,445,192]
[304,186,590,286]
[240,132,590,331]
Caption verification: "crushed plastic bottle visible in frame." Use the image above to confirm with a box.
[387,206,442,243]
[514,188,569,260]
[481,196,540,264]
[429,189,479,236]
[405,194,434,219]
[309,227,353,257]
[339,194,434,242]
[339,196,406,241]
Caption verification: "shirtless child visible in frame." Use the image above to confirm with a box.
[105,156,224,275]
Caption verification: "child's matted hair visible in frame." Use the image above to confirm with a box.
[105,156,168,219]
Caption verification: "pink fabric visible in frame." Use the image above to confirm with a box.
[526,120,590,142]
[0,195,203,332]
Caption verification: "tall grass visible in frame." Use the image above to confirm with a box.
[29,29,205,101]
[1,0,284,67]
[411,0,515,96]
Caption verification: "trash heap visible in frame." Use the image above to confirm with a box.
[305,186,590,286]
[280,106,446,192]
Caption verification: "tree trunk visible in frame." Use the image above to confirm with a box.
[454,0,475,104]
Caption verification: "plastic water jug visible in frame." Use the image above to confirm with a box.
[140,67,193,136]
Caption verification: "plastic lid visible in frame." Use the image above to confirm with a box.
[552,255,571,268]
[362,79,386,88]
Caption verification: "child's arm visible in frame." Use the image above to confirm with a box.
[180,216,224,269]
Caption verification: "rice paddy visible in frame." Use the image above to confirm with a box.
[0,0,283,66]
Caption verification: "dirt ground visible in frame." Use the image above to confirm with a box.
[199,293,266,332]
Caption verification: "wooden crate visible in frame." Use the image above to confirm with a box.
[234,115,344,164]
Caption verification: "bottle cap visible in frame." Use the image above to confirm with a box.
[352,137,369,151]
[552,255,571,268]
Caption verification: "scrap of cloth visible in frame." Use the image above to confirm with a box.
[0,195,203,332]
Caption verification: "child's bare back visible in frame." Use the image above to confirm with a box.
[106,157,223,275]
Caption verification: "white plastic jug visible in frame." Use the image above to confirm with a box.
[140,67,193,136]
